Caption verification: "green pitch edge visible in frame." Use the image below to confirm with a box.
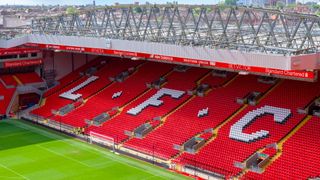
[0,119,190,180]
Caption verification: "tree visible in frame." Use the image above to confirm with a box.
[312,4,320,10]
[276,1,285,9]
[206,7,213,13]
[287,3,297,9]
[134,6,142,13]
[66,7,78,15]
[194,7,202,16]
[217,2,228,11]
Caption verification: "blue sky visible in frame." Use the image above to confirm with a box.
[0,0,221,5]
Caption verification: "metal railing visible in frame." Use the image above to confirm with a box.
[28,6,320,55]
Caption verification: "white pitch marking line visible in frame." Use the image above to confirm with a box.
[9,121,180,179]
[0,162,29,180]
[37,144,91,168]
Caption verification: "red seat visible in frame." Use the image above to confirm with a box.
[29,58,320,179]
[124,75,273,160]
[243,116,320,180]
[15,72,43,84]
[177,79,320,177]
[32,58,141,119]
[87,67,210,144]
[0,75,18,86]
[0,83,16,115]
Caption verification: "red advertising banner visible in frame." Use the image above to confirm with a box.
[25,43,316,81]
[0,47,40,56]
[214,62,315,80]
[4,59,43,68]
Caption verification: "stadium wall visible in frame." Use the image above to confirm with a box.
[43,51,98,80]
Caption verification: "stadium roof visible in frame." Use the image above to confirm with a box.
[2,6,320,56]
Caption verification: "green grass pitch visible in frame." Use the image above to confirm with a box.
[0,119,189,180]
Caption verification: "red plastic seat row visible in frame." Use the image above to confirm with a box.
[0,75,18,86]
[15,72,44,84]
[177,79,320,177]
[43,58,105,97]
[243,116,320,180]
[87,67,210,143]
[32,59,142,119]
[49,61,172,127]
[124,75,273,160]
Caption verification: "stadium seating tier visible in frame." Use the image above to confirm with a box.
[27,58,320,179]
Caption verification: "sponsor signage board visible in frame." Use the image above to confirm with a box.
[25,43,316,81]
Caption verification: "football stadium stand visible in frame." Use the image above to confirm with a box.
[124,74,272,159]
[243,116,320,179]
[86,66,210,143]
[177,79,320,178]
[20,57,320,179]
[4,5,320,179]
[52,61,173,128]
